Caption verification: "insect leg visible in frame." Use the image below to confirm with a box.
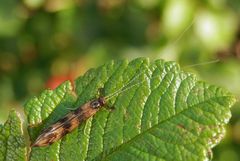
[97,87,105,97]
[65,107,77,111]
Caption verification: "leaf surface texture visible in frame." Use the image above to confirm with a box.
[24,58,236,161]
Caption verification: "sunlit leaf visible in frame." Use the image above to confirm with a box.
[25,58,236,161]
[0,110,26,161]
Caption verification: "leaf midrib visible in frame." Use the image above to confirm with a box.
[99,95,232,161]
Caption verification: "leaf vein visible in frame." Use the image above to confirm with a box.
[102,95,232,160]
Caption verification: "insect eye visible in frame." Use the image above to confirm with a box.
[91,101,100,109]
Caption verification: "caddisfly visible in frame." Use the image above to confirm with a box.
[31,71,147,147]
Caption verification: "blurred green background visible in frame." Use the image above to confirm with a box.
[0,0,240,160]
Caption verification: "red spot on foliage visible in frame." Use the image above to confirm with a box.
[46,74,73,90]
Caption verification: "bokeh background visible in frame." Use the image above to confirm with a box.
[0,0,240,160]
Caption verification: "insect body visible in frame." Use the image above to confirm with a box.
[31,97,106,147]
[31,68,152,147]
[31,58,217,147]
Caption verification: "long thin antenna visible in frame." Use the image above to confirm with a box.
[105,74,161,101]
[170,17,195,47]
[105,18,195,100]
[105,78,147,101]
[104,18,213,101]
[162,17,195,54]
[104,69,148,100]
[163,18,220,69]
[105,59,220,101]
[183,59,220,69]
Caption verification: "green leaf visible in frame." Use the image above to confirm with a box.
[0,110,27,161]
[25,58,236,161]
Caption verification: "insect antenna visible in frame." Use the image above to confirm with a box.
[164,17,220,69]
[169,18,196,48]
[105,18,221,102]
[105,77,150,101]
[104,60,221,101]
[182,59,220,69]
[105,70,173,101]
[163,17,196,54]
[104,69,149,101]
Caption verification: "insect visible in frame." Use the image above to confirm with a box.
[31,70,148,147]
[31,97,106,147]
[31,19,220,147]
[31,57,220,147]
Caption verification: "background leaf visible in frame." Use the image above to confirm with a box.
[0,110,26,161]
[25,58,236,161]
